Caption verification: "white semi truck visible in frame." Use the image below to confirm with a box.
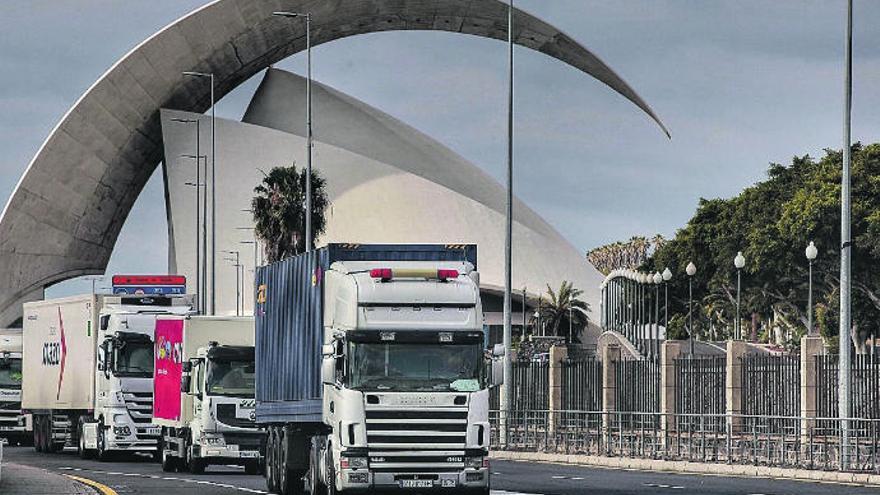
[0,329,31,444]
[21,275,192,459]
[256,244,504,495]
[153,315,264,474]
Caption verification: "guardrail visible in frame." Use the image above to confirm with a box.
[490,410,880,473]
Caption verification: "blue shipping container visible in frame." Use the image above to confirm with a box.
[254,244,477,424]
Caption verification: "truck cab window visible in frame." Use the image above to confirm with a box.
[113,339,153,377]
[348,341,482,392]
[206,359,256,397]
[0,358,22,389]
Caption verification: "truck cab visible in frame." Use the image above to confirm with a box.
[0,330,30,444]
[178,344,262,472]
[84,296,193,459]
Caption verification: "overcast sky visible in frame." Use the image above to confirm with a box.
[3,1,880,296]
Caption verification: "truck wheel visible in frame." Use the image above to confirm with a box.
[161,442,178,472]
[245,461,261,475]
[266,428,279,493]
[33,416,43,452]
[324,448,337,495]
[96,423,112,462]
[186,436,206,474]
[278,429,305,495]
[77,418,93,459]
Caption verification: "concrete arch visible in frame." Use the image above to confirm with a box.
[0,0,668,324]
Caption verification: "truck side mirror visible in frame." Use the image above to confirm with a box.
[492,344,506,358]
[491,357,505,387]
[180,375,191,394]
[182,361,192,373]
[321,357,336,386]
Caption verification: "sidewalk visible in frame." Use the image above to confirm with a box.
[0,462,94,494]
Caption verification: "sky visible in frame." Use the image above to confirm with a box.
[3,1,880,296]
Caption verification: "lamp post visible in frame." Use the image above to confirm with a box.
[734,251,745,340]
[686,262,697,354]
[182,71,215,314]
[839,1,854,465]
[653,272,662,361]
[662,267,672,330]
[223,250,241,316]
[273,11,313,252]
[181,154,208,314]
[806,241,818,336]
[173,118,202,312]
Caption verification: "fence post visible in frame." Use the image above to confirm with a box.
[800,335,823,443]
[602,343,620,432]
[726,340,747,433]
[661,340,683,440]
[548,345,568,438]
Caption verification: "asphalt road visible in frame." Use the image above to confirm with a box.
[3,447,878,495]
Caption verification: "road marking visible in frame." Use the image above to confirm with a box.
[60,467,533,495]
[65,474,119,495]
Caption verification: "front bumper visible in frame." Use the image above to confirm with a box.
[339,469,489,491]
[197,443,263,462]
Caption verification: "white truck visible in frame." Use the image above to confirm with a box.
[0,329,31,445]
[256,244,504,495]
[153,315,264,474]
[21,275,193,459]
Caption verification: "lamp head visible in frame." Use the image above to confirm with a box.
[686,262,697,277]
[734,251,745,269]
[806,241,818,261]
[653,272,663,284]
[662,267,673,281]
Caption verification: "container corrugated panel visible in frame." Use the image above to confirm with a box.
[254,244,476,425]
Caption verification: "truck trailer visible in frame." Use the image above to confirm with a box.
[255,244,504,495]
[21,276,193,459]
[153,315,264,474]
[0,329,31,444]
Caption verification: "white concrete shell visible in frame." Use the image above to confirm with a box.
[0,0,668,325]
[163,69,605,321]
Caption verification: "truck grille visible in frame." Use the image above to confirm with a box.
[216,404,258,429]
[123,392,154,425]
[365,407,467,472]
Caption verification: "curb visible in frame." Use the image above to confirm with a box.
[490,450,880,486]
[65,474,119,495]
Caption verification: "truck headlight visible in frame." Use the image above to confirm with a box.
[113,425,131,436]
[340,456,368,469]
[465,456,486,469]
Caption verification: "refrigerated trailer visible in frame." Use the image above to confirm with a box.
[255,244,504,495]
[21,278,193,459]
[153,315,264,474]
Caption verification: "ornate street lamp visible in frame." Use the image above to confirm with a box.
[686,262,696,354]
[662,267,672,329]
[653,271,663,361]
[734,251,746,340]
[806,241,819,336]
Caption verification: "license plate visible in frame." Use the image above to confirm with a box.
[0,426,14,431]
[145,427,160,436]
[240,450,260,458]
[400,480,434,489]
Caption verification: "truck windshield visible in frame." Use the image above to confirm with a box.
[348,343,483,392]
[0,359,22,389]
[206,360,256,397]
[114,340,154,377]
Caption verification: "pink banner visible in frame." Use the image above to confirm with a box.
[154,318,184,421]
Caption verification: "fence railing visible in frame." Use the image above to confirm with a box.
[561,358,602,412]
[818,354,880,421]
[741,354,800,432]
[491,410,880,474]
[614,358,660,415]
[675,356,726,431]
[490,361,550,412]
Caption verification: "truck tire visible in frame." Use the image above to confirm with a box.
[308,438,326,495]
[245,461,261,475]
[33,416,43,452]
[77,418,93,459]
[96,423,113,462]
[278,428,305,495]
[186,435,206,474]
[266,427,279,493]
[160,433,178,472]
[323,447,337,495]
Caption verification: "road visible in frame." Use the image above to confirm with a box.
[3,446,878,495]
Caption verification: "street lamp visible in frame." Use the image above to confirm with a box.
[173,118,203,312]
[734,251,745,340]
[653,271,662,361]
[686,262,697,354]
[223,250,241,316]
[806,241,819,336]
[273,11,314,252]
[662,267,672,330]
[183,70,216,314]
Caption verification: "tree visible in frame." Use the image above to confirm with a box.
[534,281,590,344]
[251,165,330,263]
[643,143,880,352]
[587,236,665,275]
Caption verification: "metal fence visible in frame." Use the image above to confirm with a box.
[490,361,550,412]
[675,355,726,431]
[491,410,880,474]
[817,354,880,422]
[614,358,660,415]
[741,354,800,432]
[561,358,603,412]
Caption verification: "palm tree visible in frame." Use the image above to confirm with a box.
[535,281,590,344]
[251,165,330,262]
